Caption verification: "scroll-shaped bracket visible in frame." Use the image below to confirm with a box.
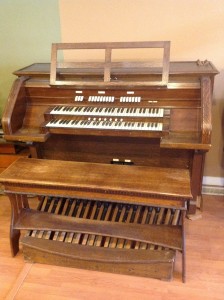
[50,41,170,87]
[201,76,212,145]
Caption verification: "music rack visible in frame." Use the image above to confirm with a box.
[50,41,170,86]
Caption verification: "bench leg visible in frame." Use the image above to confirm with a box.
[181,210,186,283]
[8,193,29,256]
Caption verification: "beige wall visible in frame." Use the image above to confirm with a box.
[0,0,61,115]
[59,0,224,182]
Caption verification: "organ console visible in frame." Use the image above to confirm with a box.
[0,41,218,281]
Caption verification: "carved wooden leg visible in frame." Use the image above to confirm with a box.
[28,142,42,158]
[181,210,186,283]
[8,193,29,256]
[190,150,206,213]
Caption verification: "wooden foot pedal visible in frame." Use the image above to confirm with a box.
[19,196,182,281]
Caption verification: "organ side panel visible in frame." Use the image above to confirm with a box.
[2,77,28,135]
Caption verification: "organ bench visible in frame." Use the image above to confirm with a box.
[0,157,192,282]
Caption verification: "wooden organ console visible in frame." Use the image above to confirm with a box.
[0,42,218,281]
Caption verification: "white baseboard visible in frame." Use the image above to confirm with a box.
[202,176,224,195]
[202,176,224,186]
